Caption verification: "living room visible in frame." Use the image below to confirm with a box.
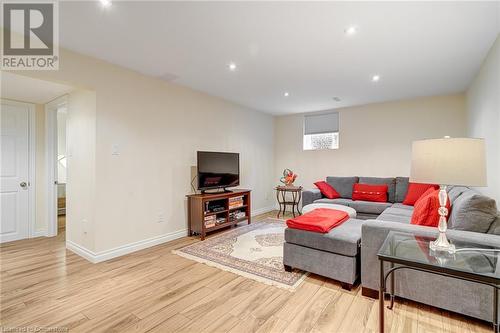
[0,1,499,332]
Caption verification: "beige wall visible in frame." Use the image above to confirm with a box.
[11,47,275,254]
[466,36,500,203]
[66,90,97,251]
[275,95,467,190]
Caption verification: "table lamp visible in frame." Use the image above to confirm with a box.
[410,137,487,253]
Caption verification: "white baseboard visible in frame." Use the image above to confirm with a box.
[66,229,188,263]
[67,206,275,264]
[251,205,276,216]
[66,240,98,263]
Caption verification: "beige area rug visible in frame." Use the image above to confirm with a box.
[173,218,307,290]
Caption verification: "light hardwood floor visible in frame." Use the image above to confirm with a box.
[0,211,492,333]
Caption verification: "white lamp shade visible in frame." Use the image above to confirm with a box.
[410,138,487,186]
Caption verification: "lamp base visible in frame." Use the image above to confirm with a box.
[429,233,456,254]
[428,185,456,254]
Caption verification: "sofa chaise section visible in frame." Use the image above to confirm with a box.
[283,218,365,290]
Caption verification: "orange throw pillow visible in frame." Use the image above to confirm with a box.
[403,183,439,206]
[411,189,450,227]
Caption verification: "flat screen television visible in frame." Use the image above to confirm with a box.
[197,151,240,191]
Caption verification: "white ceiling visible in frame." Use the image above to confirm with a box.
[58,1,499,115]
[1,72,74,104]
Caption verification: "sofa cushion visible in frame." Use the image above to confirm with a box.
[377,211,412,224]
[348,201,392,215]
[448,190,497,233]
[284,218,364,257]
[314,198,353,206]
[383,206,414,217]
[359,177,396,203]
[326,176,358,199]
[391,203,414,211]
[395,177,410,203]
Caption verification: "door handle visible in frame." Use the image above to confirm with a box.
[20,182,28,189]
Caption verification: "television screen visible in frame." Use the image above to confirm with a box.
[197,151,240,190]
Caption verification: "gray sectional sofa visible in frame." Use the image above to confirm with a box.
[283,176,500,323]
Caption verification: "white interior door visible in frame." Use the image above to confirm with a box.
[1,102,30,242]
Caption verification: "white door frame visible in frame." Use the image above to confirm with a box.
[45,95,68,237]
[1,99,37,240]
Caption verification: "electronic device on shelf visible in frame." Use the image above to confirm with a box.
[197,151,239,193]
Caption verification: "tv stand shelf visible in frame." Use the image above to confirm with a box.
[186,189,251,240]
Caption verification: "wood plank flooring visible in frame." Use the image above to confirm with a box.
[0,211,492,333]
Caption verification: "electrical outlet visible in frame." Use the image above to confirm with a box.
[157,213,165,223]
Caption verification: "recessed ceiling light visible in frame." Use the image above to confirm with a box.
[284,92,290,97]
[344,25,357,35]
[228,62,237,71]
[372,75,381,82]
[333,97,341,102]
[100,0,112,8]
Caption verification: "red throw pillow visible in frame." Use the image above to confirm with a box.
[411,189,451,227]
[414,187,435,206]
[314,181,340,199]
[352,183,388,202]
[403,183,439,206]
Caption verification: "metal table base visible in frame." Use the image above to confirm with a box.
[379,259,499,333]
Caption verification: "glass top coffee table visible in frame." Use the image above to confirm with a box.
[377,231,500,333]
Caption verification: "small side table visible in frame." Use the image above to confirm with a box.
[276,186,302,218]
[378,231,499,333]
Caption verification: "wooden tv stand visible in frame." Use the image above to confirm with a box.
[186,189,251,240]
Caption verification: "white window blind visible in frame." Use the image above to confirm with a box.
[304,112,339,135]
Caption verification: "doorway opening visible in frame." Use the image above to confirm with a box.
[46,97,69,237]
[57,104,67,233]
[0,72,74,243]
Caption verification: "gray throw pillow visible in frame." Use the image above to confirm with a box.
[448,191,498,233]
[326,176,358,199]
[395,177,409,203]
[487,215,500,235]
[447,186,470,204]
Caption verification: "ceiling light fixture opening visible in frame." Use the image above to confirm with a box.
[228,62,237,71]
[284,92,290,97]
[372,75,381,82]
[100,0,112,8]
[344,25,357,35]
[333,97,341,102]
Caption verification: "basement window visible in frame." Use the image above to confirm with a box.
[303,112,339,150]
